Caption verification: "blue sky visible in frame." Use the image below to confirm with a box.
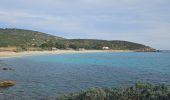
[0,0,170,49]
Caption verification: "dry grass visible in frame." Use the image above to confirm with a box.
[0,47,17,52]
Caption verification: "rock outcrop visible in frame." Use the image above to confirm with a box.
[0,81,15,87]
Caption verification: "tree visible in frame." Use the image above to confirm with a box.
[55,42,66,49]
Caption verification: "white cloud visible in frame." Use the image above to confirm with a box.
[0,0,170,49]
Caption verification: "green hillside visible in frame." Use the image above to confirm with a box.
[0,28,63,47]
[67,39,152,50]
[0,28,156,51]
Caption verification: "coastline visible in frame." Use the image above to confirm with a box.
[0,50,134,58]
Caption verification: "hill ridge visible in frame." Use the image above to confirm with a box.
[0,28,156,52]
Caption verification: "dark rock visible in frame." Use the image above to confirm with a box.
[0,67,13,70]
[2,68,8,70]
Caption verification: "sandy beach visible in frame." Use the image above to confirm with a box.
[0,50,133,58]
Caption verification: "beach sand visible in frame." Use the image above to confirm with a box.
[0,50,133,58]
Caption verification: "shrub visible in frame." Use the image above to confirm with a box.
[57,82,170,100]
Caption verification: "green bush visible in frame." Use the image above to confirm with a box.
[57,82,170,100]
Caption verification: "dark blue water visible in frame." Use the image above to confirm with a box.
[0,52,170,99]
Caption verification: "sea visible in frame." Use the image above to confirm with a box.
[0,52,170,99]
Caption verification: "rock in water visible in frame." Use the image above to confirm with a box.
[0,67,13,70]
[2,68,8,70]
[0,81,15,87]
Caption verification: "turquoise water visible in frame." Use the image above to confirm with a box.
[0,52,170,99]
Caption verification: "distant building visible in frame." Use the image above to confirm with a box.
[78,48,85,51]
[102,47,110,50]
[66,48,74,50]
[52,47,58,50]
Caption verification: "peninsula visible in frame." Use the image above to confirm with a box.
[0,28,156,57]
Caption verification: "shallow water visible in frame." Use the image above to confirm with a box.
[0,52,170,99]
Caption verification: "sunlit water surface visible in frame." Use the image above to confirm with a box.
[0,52,170,99]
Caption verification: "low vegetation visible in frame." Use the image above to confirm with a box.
[0,28,155,52]
[57,82,170,100]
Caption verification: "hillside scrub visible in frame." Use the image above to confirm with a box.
[57,82,170,100]
[0,28,155,51]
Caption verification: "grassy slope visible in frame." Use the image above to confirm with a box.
[67,39,150,50]
[0,28,63,47]
[0,28,155,51]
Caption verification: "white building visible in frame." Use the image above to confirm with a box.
[102,47,110,50]
[52,47,58,50]
[78,48,85,51]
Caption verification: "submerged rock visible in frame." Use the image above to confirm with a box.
[2,68,8,70]
[0,67,13,70]
[0,81,15,87]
